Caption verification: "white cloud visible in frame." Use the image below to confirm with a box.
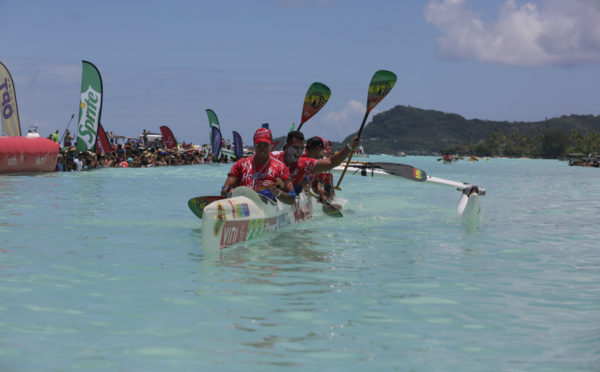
[424,0,600,67]
[322,100,365,124]
[320,100,383,140]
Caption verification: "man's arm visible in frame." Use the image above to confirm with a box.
[312,136,361,174]
[267,179,296,205]
[221,175,240,197]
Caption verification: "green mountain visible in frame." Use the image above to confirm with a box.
[341,105,600,156]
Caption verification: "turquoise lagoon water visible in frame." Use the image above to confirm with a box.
[1,156,598,371]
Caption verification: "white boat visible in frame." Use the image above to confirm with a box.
[202,144,252,159]
[26,125,40,138]
[191,186,317,252]
[331,161,485,223]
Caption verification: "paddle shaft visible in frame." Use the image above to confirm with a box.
[59,114,75,144]
[334,109,369,190]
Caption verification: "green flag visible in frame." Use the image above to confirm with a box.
[76,61,103,152]
[206,109,221,151]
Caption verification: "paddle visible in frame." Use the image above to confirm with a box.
[188,196,224,219]
[306,187,343,218]
[335,70,397,190]
[296,82,331,132]
[336,161,487,199]
[59,114,75,144]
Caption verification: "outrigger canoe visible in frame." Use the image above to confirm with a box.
[331,161,485,223]
[189,186,317,251]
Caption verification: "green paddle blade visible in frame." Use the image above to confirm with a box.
[322,201,343,218]
[298,82,331,130]
[188,195,224,219]
[336,70,397,190]
[367,70,397,113]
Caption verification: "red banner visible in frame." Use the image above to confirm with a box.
[160,125,177,149]
[95,123,112,155]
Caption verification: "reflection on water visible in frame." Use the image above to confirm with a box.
[1,158,599,371]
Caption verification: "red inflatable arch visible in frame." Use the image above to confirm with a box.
[0,136,59,173]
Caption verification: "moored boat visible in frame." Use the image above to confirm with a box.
[202,144,252,159]
[191,186,317,251]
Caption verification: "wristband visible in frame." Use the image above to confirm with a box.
[276,190,282,197]
[347,143,356,151]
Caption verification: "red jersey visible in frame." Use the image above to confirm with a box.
[312,172,333,184]
[229,155,290,189]
[272,152,317,185]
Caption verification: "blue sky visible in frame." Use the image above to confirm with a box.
[1,0,599,146]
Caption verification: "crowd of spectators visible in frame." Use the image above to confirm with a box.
[55,138,237,172]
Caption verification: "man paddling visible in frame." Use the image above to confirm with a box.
[272,131,360,194]
[304,136,336,203]
[221,128,296,205]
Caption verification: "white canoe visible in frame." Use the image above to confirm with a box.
[201,186,316,251]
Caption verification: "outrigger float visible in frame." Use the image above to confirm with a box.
[189,186,317,251]
[331,161,485,224]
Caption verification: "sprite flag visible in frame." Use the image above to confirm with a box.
[76,61,103,152]
[0,61,21,136]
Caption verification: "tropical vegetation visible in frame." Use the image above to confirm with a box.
[340,105,600,158]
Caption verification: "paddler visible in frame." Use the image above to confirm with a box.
[272,131,360,194]
[221,128,296,205]
[304,136,336,203]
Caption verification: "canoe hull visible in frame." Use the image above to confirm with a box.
[201,187,315,251]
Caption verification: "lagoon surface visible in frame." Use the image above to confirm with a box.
[1,156,598,371]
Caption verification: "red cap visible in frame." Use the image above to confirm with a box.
[318,137,330,151]
[253,128,272,144]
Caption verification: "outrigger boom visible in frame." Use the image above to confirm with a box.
[331,161,485,223]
